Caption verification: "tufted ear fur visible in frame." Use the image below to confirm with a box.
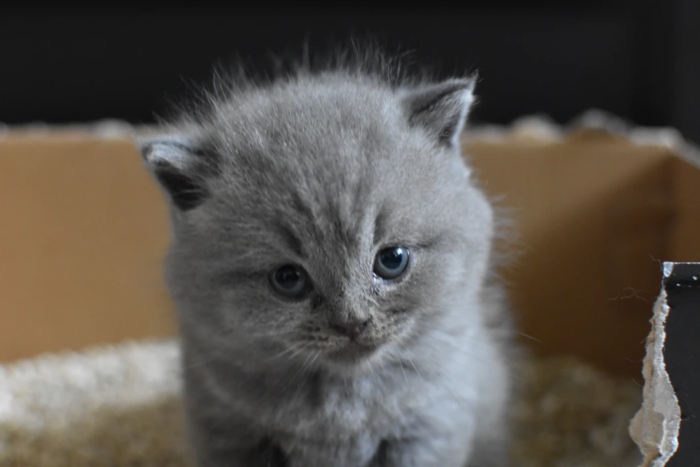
[137,135,218,211]
[401,77,476,149]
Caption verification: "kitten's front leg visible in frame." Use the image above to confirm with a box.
[367,437,471,467]
[368,429,509,467]
[367,418,477,467]
[193,440,285,467]
[186,411,286,467]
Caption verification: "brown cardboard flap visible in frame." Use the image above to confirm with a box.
[0,138,174,362]
[464,133,677,377]
[669,157,700,262]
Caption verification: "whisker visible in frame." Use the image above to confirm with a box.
[396,342,425,385]
[249,329,299,339]
[390,344,409,386]
[183,354,218,370]
[267,342,305,361]
[516,332,543,344]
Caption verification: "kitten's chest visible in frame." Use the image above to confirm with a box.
[280,382,388,435]
[272,376,399,436]
[268,379,400,467]
[276,428,380,467]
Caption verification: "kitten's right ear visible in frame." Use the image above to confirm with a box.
[137,135,216,211]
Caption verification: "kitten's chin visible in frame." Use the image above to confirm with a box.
[321,343,386,375]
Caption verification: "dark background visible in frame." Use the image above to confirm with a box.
[2,2,698,141]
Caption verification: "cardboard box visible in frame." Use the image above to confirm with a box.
[0,125,174,363]
[1,112,698,465]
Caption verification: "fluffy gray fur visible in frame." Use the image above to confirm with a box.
[138,55,514,467]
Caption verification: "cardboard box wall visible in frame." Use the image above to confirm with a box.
[1,113,699,383]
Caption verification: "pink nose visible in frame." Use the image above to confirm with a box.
[328,319,368,339]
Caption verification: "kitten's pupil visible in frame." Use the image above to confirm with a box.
[270,265,308,298]
[374,247,410,280]
[379,248,404,269]
[275,267,301,289]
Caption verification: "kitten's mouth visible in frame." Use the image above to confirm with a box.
[327,341,379,363]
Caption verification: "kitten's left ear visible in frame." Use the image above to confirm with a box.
[401,77,476,149]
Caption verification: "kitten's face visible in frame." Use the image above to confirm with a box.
[141,75,494,374]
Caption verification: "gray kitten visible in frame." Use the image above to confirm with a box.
[138,55,514,467]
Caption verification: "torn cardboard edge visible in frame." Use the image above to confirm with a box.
[628,262,700,467]
[463,109,700,169]
[3,109,700,168]
[655,263,700,466]
[629,263,681,467]
[0,120,164,141]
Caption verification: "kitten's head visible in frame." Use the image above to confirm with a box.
[139,68,494,375]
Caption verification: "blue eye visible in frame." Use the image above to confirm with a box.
[374,246,410,280]
[270,265,309,299]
